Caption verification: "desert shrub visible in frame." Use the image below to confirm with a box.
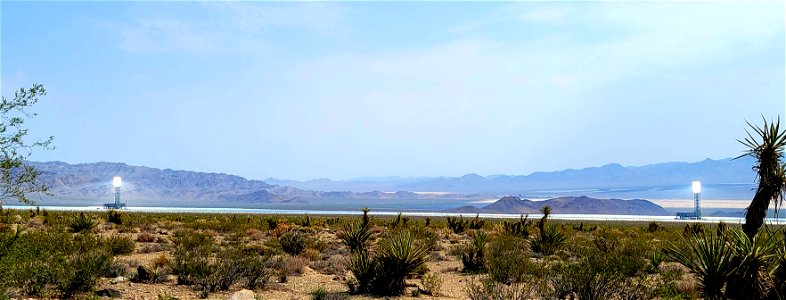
[283,255,309,276]
[107,210,123,225]
[724,228,779,300]
[465,277,536,300]
[683,223,705,236]
[242,254,271,289]
[107,234,136,255]
[544,238,650,300]
[503,214,532,238]
[0,231,113,298]
[461,230,488,273]
[170,231,271,296]
[664,230,735,299]
[137,231,157,243]
[265,217,278,231]
[338,221,372,253]
[347,230,429,296]
[410,225,440,251]
[531,224,566,256]
[374,230,429,295]
[469,214,485,230]
[297,214,312,227]
[311,286,328,300]
[647,221,660,233]
[311,287,349,300]
[171,232,214,285]
[69,212,97,233]
[347,251,377,294]
[303,248,322,261]
[279,230,306,256]
[486,234,535,284]
[57,236,114,298]
[421,272,442,295]
[447,216,468,234]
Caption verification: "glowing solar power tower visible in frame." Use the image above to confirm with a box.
[692,181,702,219]
[104,176,126,209]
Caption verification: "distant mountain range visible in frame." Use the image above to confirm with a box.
[267,157,757,198]
[23,161,483,207]
[446,196,669,216]
[15,157,757,208]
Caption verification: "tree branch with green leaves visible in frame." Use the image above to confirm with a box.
[0,83,53,206]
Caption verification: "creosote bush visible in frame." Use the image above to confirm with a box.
[0,230,113,298]
[279,230,306,256]
[107,234,135,255]
[170,231,271,297]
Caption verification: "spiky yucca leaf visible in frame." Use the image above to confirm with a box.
[663,231,735,299]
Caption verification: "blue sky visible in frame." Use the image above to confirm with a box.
[2,1,784,180]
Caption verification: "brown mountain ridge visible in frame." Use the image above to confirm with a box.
[445,196,669,215]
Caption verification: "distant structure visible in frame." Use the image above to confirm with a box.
[676,181,701,220]
[103,176,127,209]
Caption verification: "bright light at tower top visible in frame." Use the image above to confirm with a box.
[692,181,701,194]
[113,176,122,188]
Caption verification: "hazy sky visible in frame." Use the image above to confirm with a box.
[2,1,784,180]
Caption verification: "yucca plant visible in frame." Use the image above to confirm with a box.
[531,224,566,256]
[374,230,429,295]
[725,228,780,299]
[347,251,377,294]
[461,230,488,273]
[68,212,97,233]
[338,221,373,253]
[738,116,786,240]
[664,231,736,299]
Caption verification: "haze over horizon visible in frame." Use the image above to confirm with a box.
[2,2,784,181]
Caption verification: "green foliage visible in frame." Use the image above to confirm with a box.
[647,221,661,233]
[170,231,271,296]
[664,230,736,299]
[738,116,786,240]
[107,210,123,225]
[69,212,98,233]
[265,217,278,231]
[0,83,54,206]
[461,230,488,273]
[502,214,532,238]
[0,231,113,298]
[374,230,430,295]
[531,224,566,256]
[347,230,429,296]
[465,277,535,300]
[338,221,372,253]
[106,234,135,255]
[725,228,780,300]
[447,215,483,234]
[544,238,652,300]
[446,216,467,234]
[486,234,535,284]
[279,230,306,256]
[421,272,442,295]
[347,251,377,294]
